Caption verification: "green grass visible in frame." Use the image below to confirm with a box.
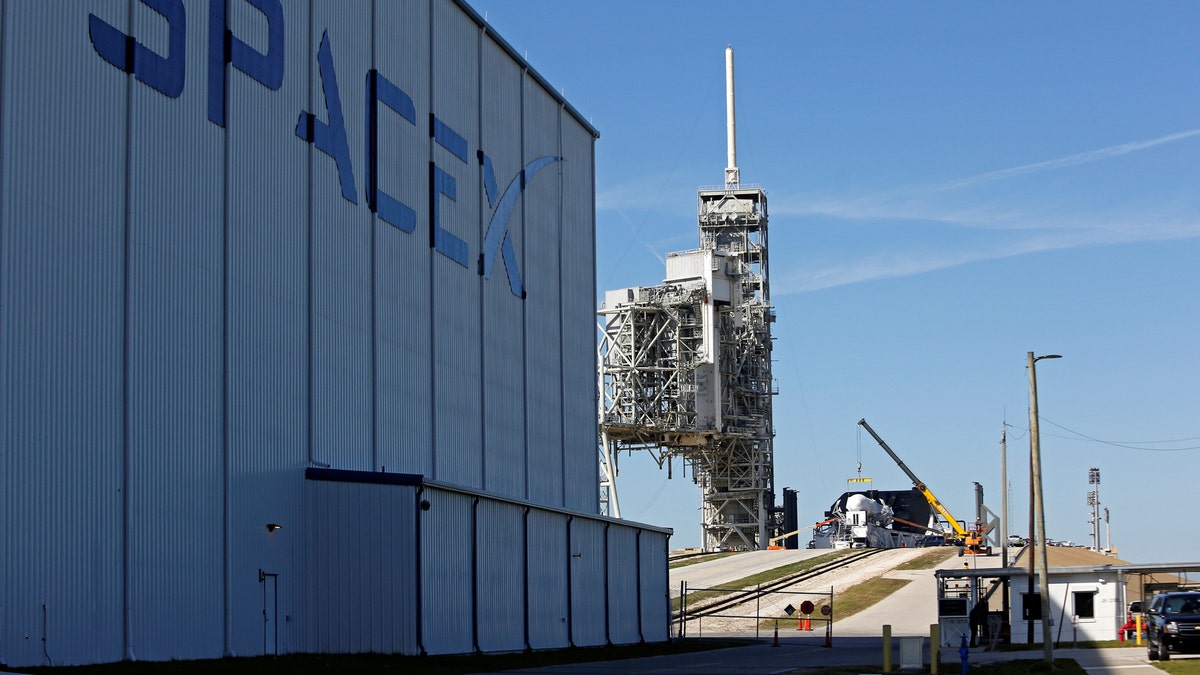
[894,546,957,570]
[1153,657,1200,675]
[22,638,751,675]
[669,551,737,569]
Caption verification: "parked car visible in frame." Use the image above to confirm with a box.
[1147,591,1200,660]
[921,535,945,547]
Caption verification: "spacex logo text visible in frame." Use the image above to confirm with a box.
[87,0,562,298]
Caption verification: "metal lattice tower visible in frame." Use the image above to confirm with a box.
[597,46,777,551]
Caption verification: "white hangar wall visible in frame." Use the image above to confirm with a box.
[0,0,669,667]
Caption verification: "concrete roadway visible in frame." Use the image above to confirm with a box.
[497,641,1179,675]
[833,547,1005,636]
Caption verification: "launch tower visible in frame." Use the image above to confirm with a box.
[598,47,776,550]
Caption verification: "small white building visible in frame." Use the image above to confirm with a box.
[937,549,1200,647]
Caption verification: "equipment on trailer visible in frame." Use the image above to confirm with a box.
[857,418,991,556]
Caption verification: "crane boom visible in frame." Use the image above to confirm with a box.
[857,418,968,538]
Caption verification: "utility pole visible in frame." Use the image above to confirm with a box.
[1028,351,1060,663]
[1000,426,1010,627]
[1088,467,1101,552]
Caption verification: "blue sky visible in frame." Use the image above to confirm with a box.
[468,1,1200,563]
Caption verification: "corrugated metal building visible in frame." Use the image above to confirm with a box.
[0,0,670,667]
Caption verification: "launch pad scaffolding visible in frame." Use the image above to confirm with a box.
[598,147,777,550]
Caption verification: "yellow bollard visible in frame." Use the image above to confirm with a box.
[1136,615,1143,646]
[930,623,940,675]
[883,624,892,673]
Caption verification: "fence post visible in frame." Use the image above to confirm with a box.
[931,623,940,675]
[883,624,892,672]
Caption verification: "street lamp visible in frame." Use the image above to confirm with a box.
[1028,351,1060,663]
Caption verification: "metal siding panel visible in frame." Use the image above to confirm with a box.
[476,500,525,652]
[479,37,526,499]
[126,0,224,660]
[639,532,670,641]
[226,0,310,657]
[570,519,607,646]
[308,480,418,655]
[523,82,563,508]
[374,0,433,478]
[607,526,640,644]
[310,1,373,471]
[430,3,482,487]
[1,1,125,666]
[560,118,598,512]
[420,488,474,654]
[526,510,569,649]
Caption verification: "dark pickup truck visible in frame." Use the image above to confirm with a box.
[1147,591,1200,660]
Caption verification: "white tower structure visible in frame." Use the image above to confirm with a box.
[598,46,777,551]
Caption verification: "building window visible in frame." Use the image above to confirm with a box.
[1074,591,1096,619]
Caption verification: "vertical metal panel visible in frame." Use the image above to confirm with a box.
[308,479,418,655]
[639,531,670,641]
[0,0,617,667]
[522,82,563,507]
[606,525,640,644]
[125,0,224,660]
[0,1,126,666]
[475,499,525,652]
[478,36,526,499]
[225,0,311,657]
[373,0,433,479]
[569,518,607,647]
[429,0,482,487]
[309,1,373,471]
[526,509,569,649]
[559,117,598,513]
[420,488,474,654]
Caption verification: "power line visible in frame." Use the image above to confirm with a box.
[1038,416,1200,452]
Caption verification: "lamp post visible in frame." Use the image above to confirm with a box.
[1028,351,1060,663]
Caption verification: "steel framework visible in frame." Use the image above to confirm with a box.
[598,181,775,550]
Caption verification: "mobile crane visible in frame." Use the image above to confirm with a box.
[857,418,991,556]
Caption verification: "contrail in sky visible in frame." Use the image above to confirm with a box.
[937,128,1200,191]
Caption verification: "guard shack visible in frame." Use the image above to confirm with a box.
[936,558,1200,647]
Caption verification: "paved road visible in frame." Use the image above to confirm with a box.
[496,639,1179,674]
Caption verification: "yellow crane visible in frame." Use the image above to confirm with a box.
[857,418,991,555]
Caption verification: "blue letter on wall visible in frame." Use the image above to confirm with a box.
[89,0,186,98]
[429,117,470,267]
[479,154,560,298]
[295,31,356,203]
[365,70,416,232]
[208,0,285,127]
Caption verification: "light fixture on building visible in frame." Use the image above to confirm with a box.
[266,523,282,533]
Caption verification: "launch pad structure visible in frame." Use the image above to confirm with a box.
[597,47,777,551]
